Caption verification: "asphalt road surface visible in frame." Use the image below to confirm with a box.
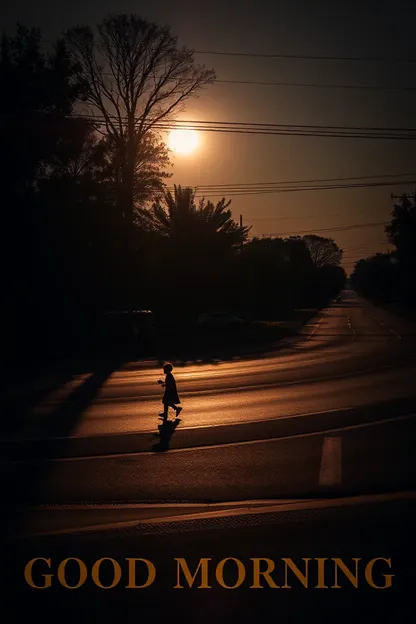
[2,290,415,519]
[8,289,416,441]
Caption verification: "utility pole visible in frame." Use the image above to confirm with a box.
[239,215,243,251]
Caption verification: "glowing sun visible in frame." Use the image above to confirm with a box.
[168,129,199,155]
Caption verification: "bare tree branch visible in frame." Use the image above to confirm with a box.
[65,15,215,225]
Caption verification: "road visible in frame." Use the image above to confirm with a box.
[5,290,416,622]
[3,290,416,530]
[7,290,416,437]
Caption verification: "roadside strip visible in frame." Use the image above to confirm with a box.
[18,490,416,538]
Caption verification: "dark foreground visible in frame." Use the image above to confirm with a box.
[7,495,416,624]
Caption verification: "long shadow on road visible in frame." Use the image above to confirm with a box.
[4,358,121,541]
[2,369,76,437]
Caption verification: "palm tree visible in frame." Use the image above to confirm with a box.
[142,185,250,317]
[145,185,250,249]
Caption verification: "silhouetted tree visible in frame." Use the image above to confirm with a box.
[351,193,416,306]
[386,193,416,260]
[0,25,89,359]
[316,264,346,302]
[65,15,215,229]
[302,234,343,268]
[146,186,249,246]
[385,192,416,304]
[35,121,118,310]
[101,131,172,213]
[350,253,395,302]
[142,186,249,319]
[0,25,84,198]
[238,236,316,319]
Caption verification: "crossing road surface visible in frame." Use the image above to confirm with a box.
[6,290,416,441]
[2,290,415,520]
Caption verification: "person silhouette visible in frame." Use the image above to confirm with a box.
[157,363,182,420]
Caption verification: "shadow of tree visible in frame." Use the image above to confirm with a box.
[5,358,122,540]
[1,369,76,436]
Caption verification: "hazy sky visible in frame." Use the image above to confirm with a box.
[2,0,416,273]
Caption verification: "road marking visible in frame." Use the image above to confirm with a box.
[347,316,356,339]
[388,327,402,339]
[7,412,415,463]
[0,406,356,444]
[20,490,416,538]
[371,309,402,339]
[307,308,331,339]
[319,436,342,486]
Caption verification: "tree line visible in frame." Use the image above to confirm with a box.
[1,16,345,361]
[351,193,416,307]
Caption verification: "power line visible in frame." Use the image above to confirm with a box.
[191,179,416,197]
[194,50,416,63]
[9,108,414,148]
[249,211,400,222]
[249,215,353,221]
[38,38,414,63]
[98,72,416,92]
[163,128,416,140]
[215,79,416,92]
[69,113,416,141]
[148,122,416,141]
[265,222,387,236]
[161,118,416,133]
[169,171,416,190]
[71,113,416,134]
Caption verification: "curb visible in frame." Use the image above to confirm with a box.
[18,490,416,538]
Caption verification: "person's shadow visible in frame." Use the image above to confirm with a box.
[152,416,181,452]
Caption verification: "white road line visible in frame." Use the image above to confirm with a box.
[1,406,356,443]
[370,306,402,339]
[307,308,331,339]
[347,315,355,337]
[7,412,415,463]
[319,436,342,486]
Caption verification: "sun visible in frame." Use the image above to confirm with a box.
[168,129,199,155]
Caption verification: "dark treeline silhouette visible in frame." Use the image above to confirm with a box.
[2,17,345,368]
[351,193,416,308]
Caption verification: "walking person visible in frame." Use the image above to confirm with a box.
[158,363,182,420]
